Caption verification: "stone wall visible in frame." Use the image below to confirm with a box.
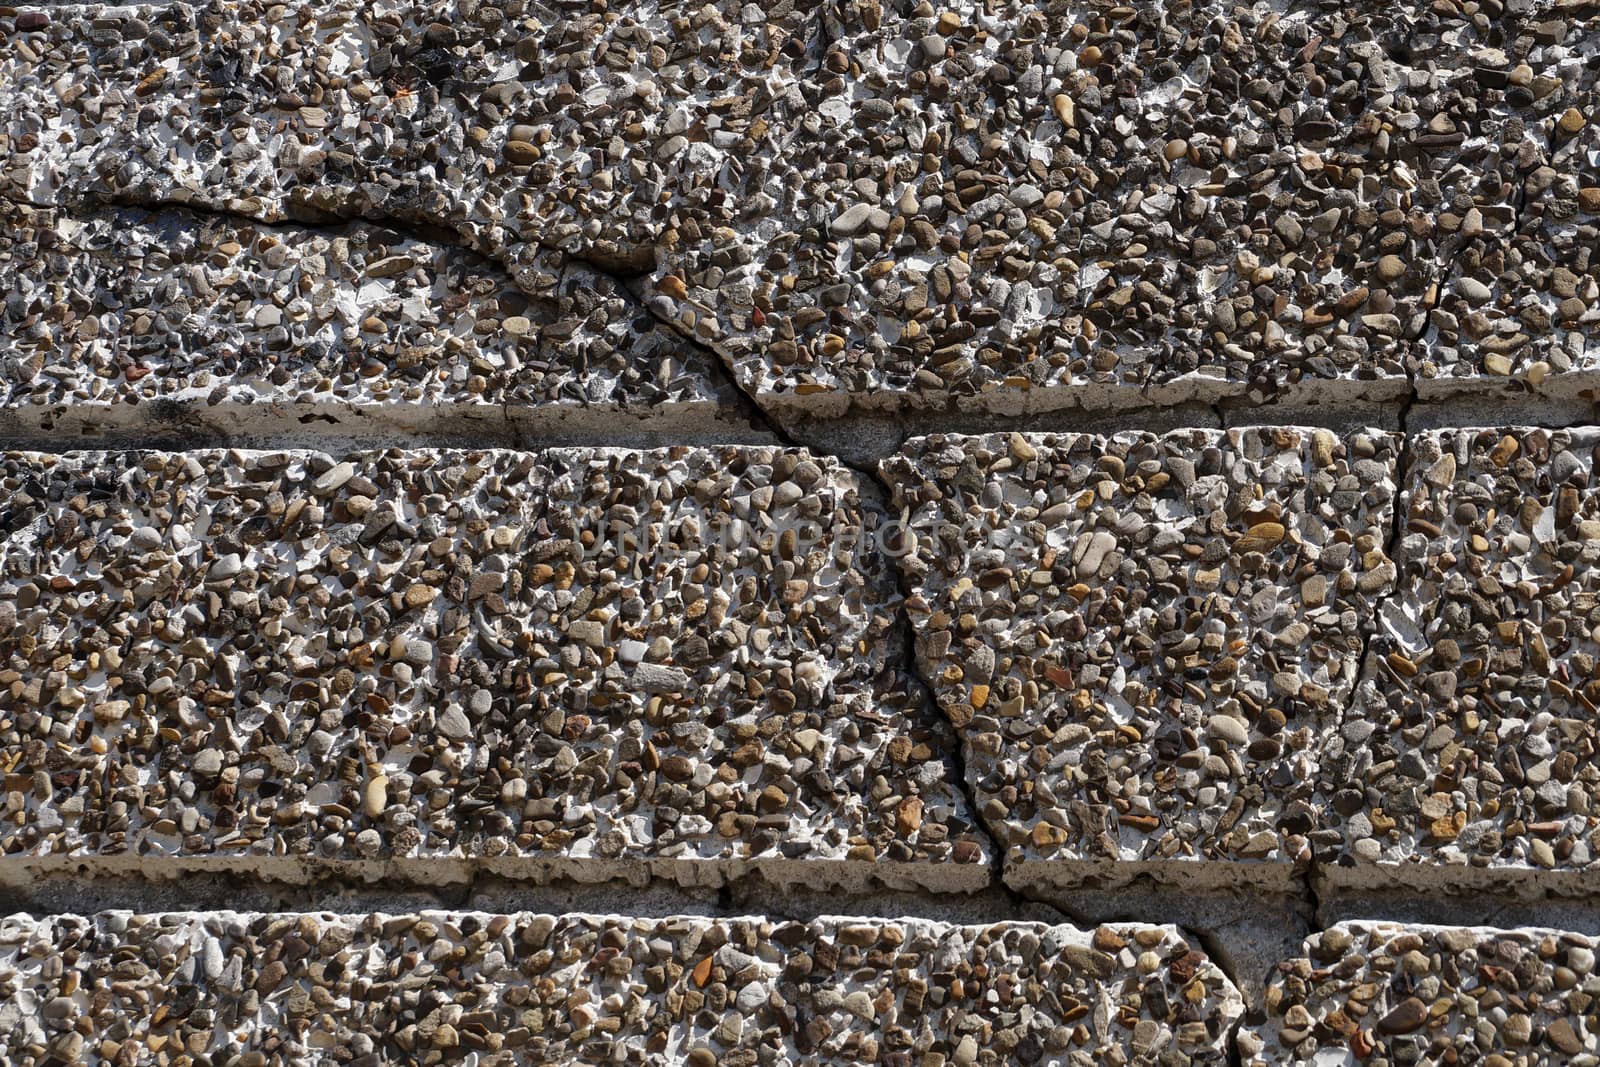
[3,0,1600,1062]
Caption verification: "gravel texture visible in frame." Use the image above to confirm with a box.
[1324,427,1600,892]
[884,427,1401,890]
[0,200,727,439]
[1246,921,1600,1065]
[5,0,1600,1056]
[1421,44,1600,391]
[0,447,988,888]
[0,910,1244,1065]
[5,0,1599,423]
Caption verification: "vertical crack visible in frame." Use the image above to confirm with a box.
[1352,362,1416,719]
[1323,358,1415,931]
[1184,924,1248,1067]
[1301,849,1327,933]
[880,582,1016,905]
[551,251,1022,905]
[858,456,1022,912]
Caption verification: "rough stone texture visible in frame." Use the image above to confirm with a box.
[0,0,815,256]
[1245,922,1600,1065]
[6,0,1600,425]
[0,447,989,888]
[885,427,1400,891]
[1419,33,1600,395]
[0,911,1244,1064]
[0,200,728,440]
[1324,427,1600,895]
[1030,884,1312,1016]
[6,0,1600,1055]
[669,0,1435,417]
[0,0,815,408]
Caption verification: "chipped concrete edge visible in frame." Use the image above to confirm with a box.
[11,388,1596,458]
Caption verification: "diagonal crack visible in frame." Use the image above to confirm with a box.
[82,184,477,253]
[30,189,777,449]
[100,177,1003,900]
[625,278,1022,900]
[560,249,790,446]
[1184,924,1250,1067]
[73,191,536,443]
[629,267,1017,894]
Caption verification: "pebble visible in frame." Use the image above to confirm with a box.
[363,776,388,820]
[1455,277,1493,305]
[1249,923,1599,1065]
[830,203,878,237]
[0,447,986,878]
[436,706,472,742]
[0,912,1242,1064]
[887,427,1400,871]
[1207,715,1249,747]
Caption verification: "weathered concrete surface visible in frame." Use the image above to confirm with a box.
[1323,428,1600,899]
[886,427,1400,894]
[1246,922,1600,1065]
[0,910,1244,1064]
[0,446,989,891]
[5,0,1600,1059]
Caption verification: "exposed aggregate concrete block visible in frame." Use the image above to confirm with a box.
[1324,427,1600,897]
[4,1,1599,425]
[0,201,732,442]
[5,0,1600,1051]
[0,910,1244,1064]
[1246,921,1600,1065]
[884,427,1401,892]
[0,447,989,890]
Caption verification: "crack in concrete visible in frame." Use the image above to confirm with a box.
[599,225,1028,912]
[0,192,779,450]
[15,182,1595,450]
[18,155,1600,1067]
[1183,923,1250,1067]
[881,569,1028,915]
[1352,371,1417,727]
[8,22,1600,1065]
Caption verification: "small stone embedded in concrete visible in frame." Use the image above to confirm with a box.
[1326,428,1600,890]
[0,447,987,887]
[0,911,1242,1064]
[12,0,1600,426]
[665,0,1548,419]
[884,427,1401,889]
[1419,35,1600,392]
[1249,922,1600,1065]
[0,202,723,435]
